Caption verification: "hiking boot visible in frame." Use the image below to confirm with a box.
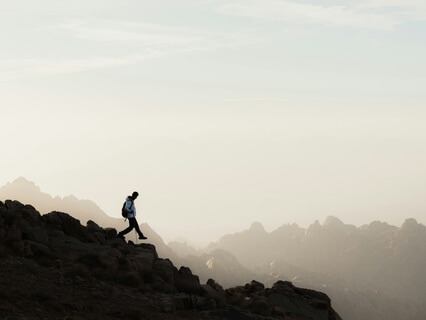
[138,235,148,240]
[117,234,125,240]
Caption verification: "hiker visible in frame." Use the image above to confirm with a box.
[117,191,148,240]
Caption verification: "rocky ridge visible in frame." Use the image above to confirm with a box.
[0,199,341,320]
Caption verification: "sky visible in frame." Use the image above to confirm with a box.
[1,0,426,244]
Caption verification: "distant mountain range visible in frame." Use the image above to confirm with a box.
[202,216,426,320]
[2,177,425,320]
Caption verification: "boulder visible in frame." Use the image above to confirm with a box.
[154,259,175,285]
[22,226,48,245]
[118,271,143,288]
[175,266,201,294]
[151,274,177,294]
[4,200,24,213]
[203,278,226,304]
[42,211,95,243]
[20,205,42,222]
[245,280,265,294]
[127,249,156,276]
[104,227,117,239]
[5,224,22,243]
[86,220,103,233]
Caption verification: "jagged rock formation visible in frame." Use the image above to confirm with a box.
[0,199,341,320]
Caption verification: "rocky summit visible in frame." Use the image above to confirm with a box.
[0,200,341,320]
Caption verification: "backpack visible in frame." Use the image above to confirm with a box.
[121,199,133,218]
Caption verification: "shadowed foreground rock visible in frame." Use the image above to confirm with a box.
[0,200,341,320]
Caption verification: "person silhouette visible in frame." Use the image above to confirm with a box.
[117,191,147,240]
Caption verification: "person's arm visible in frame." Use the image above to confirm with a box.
[125,200,134,213]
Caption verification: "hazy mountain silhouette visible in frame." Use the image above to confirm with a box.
[168,240,199,258]
[206,217,426,320]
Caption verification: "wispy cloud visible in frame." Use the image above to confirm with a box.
[217,0,426,30]
[361,0,426,21]
[0,56,146,80]
[59,20,207,48]
[362,0,426,10]
[0,19,256,80]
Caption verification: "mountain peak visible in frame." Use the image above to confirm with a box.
[13,176,30,184]
[250,221,265,233]
[323,215,344,227]
[400,218,422,232]
[1,177,42,195]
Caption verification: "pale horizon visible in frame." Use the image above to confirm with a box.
[0,176,423,246]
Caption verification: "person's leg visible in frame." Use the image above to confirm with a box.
[133,218,145,238]
[118,219,134,237]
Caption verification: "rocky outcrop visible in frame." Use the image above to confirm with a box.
[0,199,340,320]
[0,177,177,259]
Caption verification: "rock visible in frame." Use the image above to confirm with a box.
[127,250,156,276]
[0,225,6,240]
[208,308,254,320]
[154,259,175,285]
[86,220,103,233]
[247,295,271,316]
[202,279,226,305]
[201,285,227,308]
[25,240,57,260]
[22,226,48,244]
[6,224,22,243]
[118,271,143,288]
[160,293,194,312]
[63,263,91,279]
[271,280,295,293]
[206,278,225,294]
[196,297,217,311]
[0,206,8,217]
[151,274,177,294]
[175,266,201,294]
[137,243,158,259]
[20,204,42,221]
[4,200,24,213]
[173,293,194,310]
[245,280,265,294]
[91,232,108,245]
[42,211,95,243]
[75,247,121,277]
[104,228,117,239]
[12,240,33,256]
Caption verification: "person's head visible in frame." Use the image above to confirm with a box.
[131,191,139,200]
